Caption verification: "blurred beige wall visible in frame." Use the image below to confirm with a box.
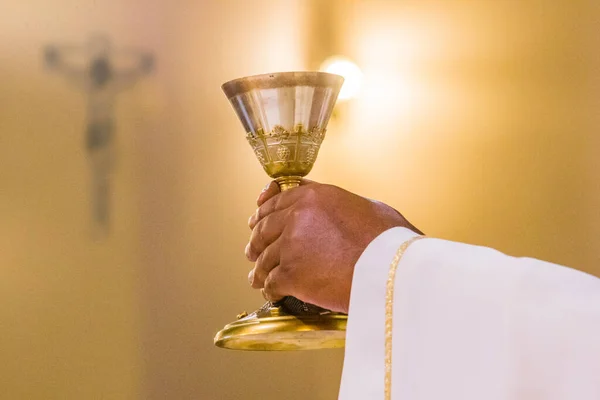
[0,1,149,398]
[1,1,599,399]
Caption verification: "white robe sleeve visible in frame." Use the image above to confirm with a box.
[339,227,600,400]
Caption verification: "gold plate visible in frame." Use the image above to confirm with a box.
[214,305,347,351]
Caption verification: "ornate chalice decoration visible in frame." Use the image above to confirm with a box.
[215,71,346,351]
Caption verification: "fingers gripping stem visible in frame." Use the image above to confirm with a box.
[269,176,330,315]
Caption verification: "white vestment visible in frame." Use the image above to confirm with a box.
[339,227,600,400]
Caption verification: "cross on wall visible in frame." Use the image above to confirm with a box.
[44,34,154,237]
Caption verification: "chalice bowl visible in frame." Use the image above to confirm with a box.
[214,71,346,351]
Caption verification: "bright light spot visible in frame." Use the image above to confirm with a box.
[320,56,364,101]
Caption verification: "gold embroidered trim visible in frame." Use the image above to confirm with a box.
[385,235,425,400]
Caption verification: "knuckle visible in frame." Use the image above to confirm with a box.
[303,186,319,203]
[249,220,269,257]
[254,250,267,273]
[251,268,265,289]
[263,274,278,295]
[289,207,305,223]
[247,241,259,261]
[255,247,265,266]
[280,227,295,248]
[277,263,293,279]
[253,245,276,289]
[255,219,266,243]
[254,207,262,223]
[286,225,304,244]
[244,242,252,260]
[269,266,296,301]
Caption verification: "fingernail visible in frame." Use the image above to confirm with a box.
[248,269,254,285]
[245,243,251,258]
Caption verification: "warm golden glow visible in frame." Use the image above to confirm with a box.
[320,56,363,101]
[1,1,599,399]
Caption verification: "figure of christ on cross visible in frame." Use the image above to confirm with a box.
[44,34,153,236]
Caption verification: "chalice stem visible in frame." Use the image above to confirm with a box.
[275,176,303,191]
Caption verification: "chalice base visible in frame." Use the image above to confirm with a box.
[214,303,347,351]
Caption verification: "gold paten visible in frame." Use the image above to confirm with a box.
[216,71,347,351]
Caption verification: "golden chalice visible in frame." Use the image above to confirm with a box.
[214,71,346,351]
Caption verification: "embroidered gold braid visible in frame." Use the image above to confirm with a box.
[385,236,425,400]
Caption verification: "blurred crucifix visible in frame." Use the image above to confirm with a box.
[44,35,154,237]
